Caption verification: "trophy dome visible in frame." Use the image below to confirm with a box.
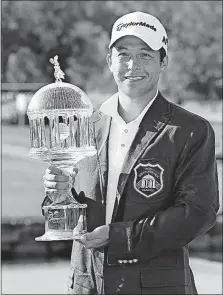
[27,55,96,166]
[27,82,93,119]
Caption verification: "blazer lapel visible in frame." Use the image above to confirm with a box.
[92,110,111,204]
[113,93,172,218]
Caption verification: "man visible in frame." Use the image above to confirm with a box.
[43,11,219,294]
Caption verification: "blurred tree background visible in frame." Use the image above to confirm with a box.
[2,0,222,103]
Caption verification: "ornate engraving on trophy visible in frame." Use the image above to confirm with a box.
[27,55,96,241]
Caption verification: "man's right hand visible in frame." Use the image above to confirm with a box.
[43,165,77,194]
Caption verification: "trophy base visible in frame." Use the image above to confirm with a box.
[35,230,87,241]
[38,203,88,242]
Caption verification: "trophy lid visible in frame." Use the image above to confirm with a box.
[27,55,93,118]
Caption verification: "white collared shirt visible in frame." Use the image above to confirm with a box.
[100,90,158,224]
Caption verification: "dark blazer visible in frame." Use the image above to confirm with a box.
[67,92,219,294]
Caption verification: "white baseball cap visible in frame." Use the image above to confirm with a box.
[109,11,168,54]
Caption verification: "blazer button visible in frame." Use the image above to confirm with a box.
[118,260,123,263]
[133,259,138,263]
[123,260,127,263]
[129,260,133,263]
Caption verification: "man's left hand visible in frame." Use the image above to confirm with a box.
[78,225,110,249]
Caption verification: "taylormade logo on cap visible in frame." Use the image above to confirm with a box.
[116,22,157,32]
[109,11,168,54]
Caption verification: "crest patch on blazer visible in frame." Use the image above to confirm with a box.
[134,162,164,198]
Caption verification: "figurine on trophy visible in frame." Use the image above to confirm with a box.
[27,55,96,241]
[49,55,65,82]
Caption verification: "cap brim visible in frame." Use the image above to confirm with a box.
[109,32,166,53]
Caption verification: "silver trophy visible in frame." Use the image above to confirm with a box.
[27,55,96,241]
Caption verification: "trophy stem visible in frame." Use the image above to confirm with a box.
[35,163,88,242]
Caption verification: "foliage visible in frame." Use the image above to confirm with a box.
[2,1,222,101]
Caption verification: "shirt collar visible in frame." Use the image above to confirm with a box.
[100,89,158,125]
[100,93,119,118]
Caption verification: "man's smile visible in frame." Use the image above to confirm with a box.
[124,76,145,81]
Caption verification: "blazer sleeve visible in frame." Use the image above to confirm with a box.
[107,120,220,264]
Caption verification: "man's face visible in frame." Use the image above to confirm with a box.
[107,36,168,98]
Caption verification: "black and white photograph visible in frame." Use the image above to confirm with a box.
[1,1,222,294]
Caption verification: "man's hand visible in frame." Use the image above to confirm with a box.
[43,165,78,190]
[43,165,78,203]
[78,225,110,249]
